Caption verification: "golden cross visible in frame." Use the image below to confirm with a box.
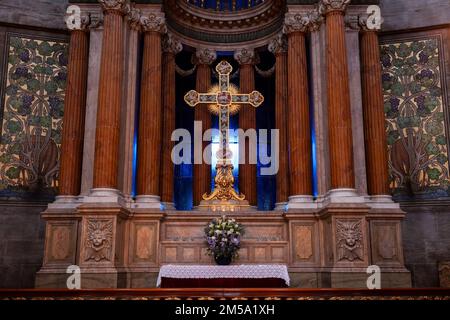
[184,60,264,204]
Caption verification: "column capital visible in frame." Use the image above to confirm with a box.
[268,33,288,55]
[126,5,142,31]
[284,10,323,34]
[318,0,351,15]
[162,33,183,55]
[98,0,129,15]
[358,13,382,32]
[194,48,217,65]
[234,48,258,65]
[140,12,166,33]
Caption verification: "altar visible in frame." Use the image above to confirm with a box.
[157,265,290,288]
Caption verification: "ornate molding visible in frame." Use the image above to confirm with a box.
[234,48,258,65]
[140,12,166,33]
[358,13,382,32]
[268,33,288,54]
[284,10,323,34]
[318,0,351,15]
[98,0,129,14]
[194,48,217,65]
[162,33,183,54]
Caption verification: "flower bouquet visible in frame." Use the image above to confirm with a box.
[204,215,244,265]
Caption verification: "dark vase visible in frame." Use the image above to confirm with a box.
[214,255,232,266]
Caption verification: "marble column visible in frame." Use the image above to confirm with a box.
[91,0,127,196]
[161,34,182,209]
[235,48,258,206]
[268,35,289,209]
[359,22,390,198]
[320,0,356,196]
[283,13,313,208]
[135,13,165,208]
[58,25,89,199]
[193,48,216,207]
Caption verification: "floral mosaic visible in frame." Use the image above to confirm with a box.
[381,37,449,199]
[0,35,68,200]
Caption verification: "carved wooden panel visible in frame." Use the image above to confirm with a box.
[44,220,77,265]
[370,220,403,266]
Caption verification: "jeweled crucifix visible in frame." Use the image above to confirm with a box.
[184,60,264,203]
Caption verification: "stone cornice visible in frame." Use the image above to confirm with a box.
[162,33,183,54]
[318,0,351,15]
[268,33,288,55]
[234,48,258,65]
[194,48,217,65]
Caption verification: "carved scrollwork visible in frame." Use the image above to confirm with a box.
[284,10,323,34]
[268,33,287,55]
[336,219,364,262]
[162,33,183,54]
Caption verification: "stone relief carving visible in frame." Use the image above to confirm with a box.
[84,219,114,262]
[336,219,363,262]
[194,48,217,65]
[136,226,154,260]
[126,5,142,31]
[295,226,313,260]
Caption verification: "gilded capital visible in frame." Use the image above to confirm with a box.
[98,0,129,14]
[284,10,323,34]
[194,48,217,65]
[140,13,166,33]
[234,48,258,65]
[268,34,287,55]
[162,34,183,54]
[318,0,351,15]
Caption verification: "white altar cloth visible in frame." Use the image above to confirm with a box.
[156,264,290,287]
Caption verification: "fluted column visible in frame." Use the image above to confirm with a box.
[59,21,90,198]
[193,48,216,207]
[92,0,127,192]
[161,34,182,209]
[135,13,165,207]
[284,13,314,207]
[359,19,390,196]
[268,35,289,209]
[320,0,355,191]
[235,48,258,206]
